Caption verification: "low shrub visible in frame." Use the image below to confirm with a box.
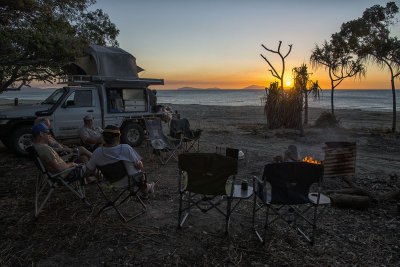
[314,111,340,127]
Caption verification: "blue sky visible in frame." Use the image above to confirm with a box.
[92,0,400,89]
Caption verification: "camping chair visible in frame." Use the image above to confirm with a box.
[27,146,89,218]
[252,162,331,245]
[170,118,202,152]
[95,161,146,223]
[215,146,239,174]
[145,119,182,165]
[178,153,253,233]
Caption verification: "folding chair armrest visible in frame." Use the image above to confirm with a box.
[166,134,183,145]
[178,170,188,191]
[253,175,263,186]
[173,136,183,147]
[49,165,79,178]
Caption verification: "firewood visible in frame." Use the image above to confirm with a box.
[376,190,400,202]
[339,176,379,201]
[330,193,371,209]
[339,176,400,202]
[326,188,369,196]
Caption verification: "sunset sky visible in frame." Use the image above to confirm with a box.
[93,0,400,90]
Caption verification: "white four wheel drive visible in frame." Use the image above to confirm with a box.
[0,45,171,155]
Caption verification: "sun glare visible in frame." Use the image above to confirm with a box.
[286,81,291,87]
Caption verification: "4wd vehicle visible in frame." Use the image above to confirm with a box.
[0,45,171,155]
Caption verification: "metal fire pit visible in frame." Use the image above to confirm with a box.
[323,142,356,178]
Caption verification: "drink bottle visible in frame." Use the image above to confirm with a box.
[73,148,79,160]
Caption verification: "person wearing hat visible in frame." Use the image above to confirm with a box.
[86,125,155,194]
[79,115,103,150]
[31,123,82,179]
[34,117,92,162]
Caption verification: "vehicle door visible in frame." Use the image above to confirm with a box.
[52,88,102,139]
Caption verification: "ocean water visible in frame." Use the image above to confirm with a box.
[0,88,399,112]
[158,89,400,112]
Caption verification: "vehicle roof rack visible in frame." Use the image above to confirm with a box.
[58,75,164,86]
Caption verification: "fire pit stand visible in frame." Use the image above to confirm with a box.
[323,142,356,178]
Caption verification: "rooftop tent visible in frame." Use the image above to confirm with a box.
[64,45,144,78]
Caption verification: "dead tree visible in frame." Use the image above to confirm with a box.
[260,41,293,89]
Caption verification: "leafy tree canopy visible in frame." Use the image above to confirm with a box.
[0,0,119,92]
[337,1,399,132]
[338,2,399,66]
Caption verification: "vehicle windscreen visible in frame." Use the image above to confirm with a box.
[41,88,66,105]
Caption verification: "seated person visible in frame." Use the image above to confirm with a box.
[86,125,154,194]
[34,117,92,163]
[283,145,300,162]
[79,115,104,151]
[31,123,84,181]
[169,118,202,139]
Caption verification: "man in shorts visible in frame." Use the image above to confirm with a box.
[34,117,92,162]
[86,125,154,194]
[31,123,84,182]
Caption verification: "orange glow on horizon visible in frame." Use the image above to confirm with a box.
[141,63,398,90]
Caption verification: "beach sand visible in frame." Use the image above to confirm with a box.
[0,102,399,265]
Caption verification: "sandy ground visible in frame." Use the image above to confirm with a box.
[0,102,399,266]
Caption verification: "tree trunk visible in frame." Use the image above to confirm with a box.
[391,75,396,132]
[331,82,335,115]
[304,91,308,124]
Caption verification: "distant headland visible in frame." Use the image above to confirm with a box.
[176,85,264,90]
[176,87,221,91]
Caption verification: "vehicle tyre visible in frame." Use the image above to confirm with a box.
[0,137,11,149]
[120,123,144,147]
[10,126,33,156]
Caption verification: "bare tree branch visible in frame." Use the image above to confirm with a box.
[261,41,293,89]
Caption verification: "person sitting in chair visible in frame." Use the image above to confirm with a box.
[34,117,92,163]
[79,115,104,151]
[31,123,84,181]
[283,145,300,162]
[86,125,154,194]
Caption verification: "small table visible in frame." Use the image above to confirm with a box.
[231,184,254,213]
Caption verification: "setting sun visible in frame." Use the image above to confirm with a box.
[286,80,291,87]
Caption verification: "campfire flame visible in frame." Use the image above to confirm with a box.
[302,156,322,165]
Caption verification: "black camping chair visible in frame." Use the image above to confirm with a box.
[95,161,146,223]
[27,146,89,218]
[145,119,182,165]
[178,153,253,233]
[170,118,202,152]
[252,162,331,245]
[215,146,240,174]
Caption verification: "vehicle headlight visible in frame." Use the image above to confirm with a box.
[0,119,10,125]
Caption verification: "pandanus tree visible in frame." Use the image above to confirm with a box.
[337,2,400,132]
[264,81,303,131]
[292,64,321,125]
[310,39,364,115]
[261,41,303,132]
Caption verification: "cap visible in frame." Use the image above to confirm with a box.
[83,115,94,121]
[238,150,245,160]
[32,123,50,135]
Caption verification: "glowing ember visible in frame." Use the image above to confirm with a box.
[302,156,322,165]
